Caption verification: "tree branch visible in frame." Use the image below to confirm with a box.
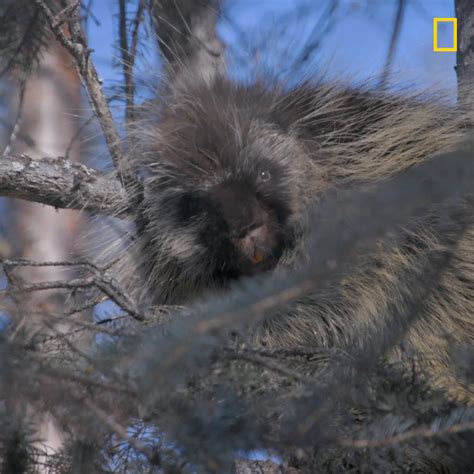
[33,0,134,190]
[379,0,406,90]
[342,419,474,449]
[149,0,225,81]
[0,154,129,216]
[3,257,144,321]
[119,0,146,124]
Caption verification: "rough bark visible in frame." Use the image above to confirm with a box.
[0,154,128,217]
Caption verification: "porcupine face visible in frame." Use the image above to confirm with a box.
[138,78,307,298]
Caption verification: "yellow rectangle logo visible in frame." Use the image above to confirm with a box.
[433,18,457,52]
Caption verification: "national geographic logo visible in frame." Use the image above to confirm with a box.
[433,18,457,52]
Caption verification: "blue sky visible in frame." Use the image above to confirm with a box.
[87,0,458,104]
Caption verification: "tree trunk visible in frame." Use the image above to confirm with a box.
[148,0,225,82]
[9,40,83,469]
[455,0,474,107]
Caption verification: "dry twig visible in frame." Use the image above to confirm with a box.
[33,0,134,189]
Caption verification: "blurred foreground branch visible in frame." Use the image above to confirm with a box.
[0,143,473,471]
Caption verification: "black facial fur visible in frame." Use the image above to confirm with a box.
[172,170,292,285]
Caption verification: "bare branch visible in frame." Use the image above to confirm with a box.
[149,0,225,81]
[342,419,474,449]
[224,348,304,381]
[119,0,146,124]
[379,0,407,90]
[0,154,129,216]
[64,114,96,160]
[2,80,26,157]
[83,399,160,465]
[3,258,144,321]
[291,0,339,67]
[33,0,132,187]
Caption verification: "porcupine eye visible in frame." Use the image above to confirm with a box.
[258,170,271,183]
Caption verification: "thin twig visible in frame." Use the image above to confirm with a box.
[50,1,81,28]
[33,0,131,188]
[293,0,339,66]
[81,0,100,34]
[130,0,146,62]
[43,314,127,339]
[83,399,160,465]
[2,80,27,157]
[3,258,144,321]
[224,348,303,381]
[342,420,474,448]
[379,0,407,90]
[119,0,146,124]
[64,113,96,160]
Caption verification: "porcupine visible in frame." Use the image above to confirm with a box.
[121,72,473,402]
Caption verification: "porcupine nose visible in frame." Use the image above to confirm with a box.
[213,181,276,266]
[235,224,274,265]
